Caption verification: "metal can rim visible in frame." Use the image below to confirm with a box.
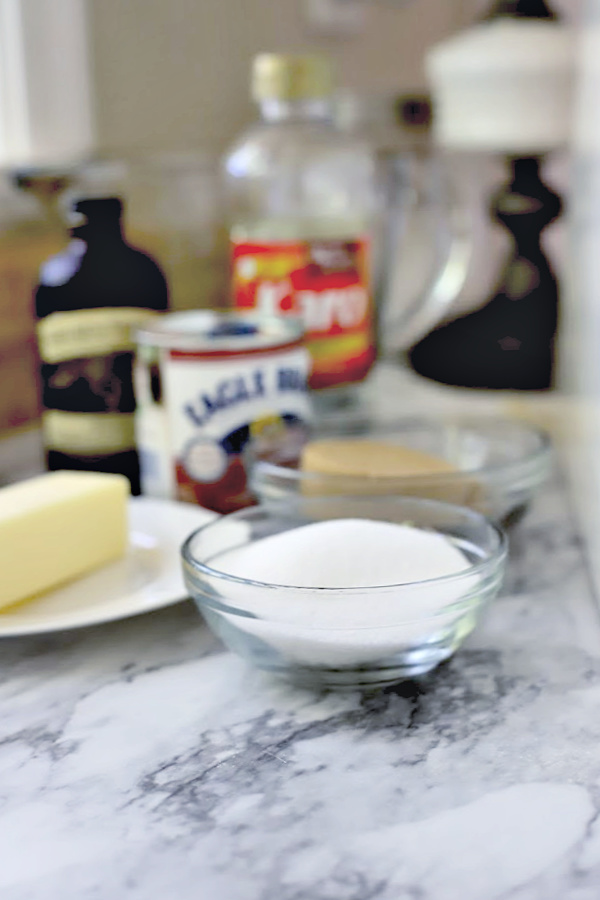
[135,310,305,354]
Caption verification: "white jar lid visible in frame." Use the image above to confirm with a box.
[427,20,576,152]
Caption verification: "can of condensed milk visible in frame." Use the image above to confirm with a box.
[134,310,311,513]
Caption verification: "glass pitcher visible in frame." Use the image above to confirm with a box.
[336,92,474,359]
[375,149,474,355]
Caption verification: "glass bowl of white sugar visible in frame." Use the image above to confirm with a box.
[181,495,507,690]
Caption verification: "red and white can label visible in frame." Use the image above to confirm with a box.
[231,237,376,390]
[155,346,310,512]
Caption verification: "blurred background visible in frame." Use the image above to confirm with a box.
[90,0,490,155]
[0,0,587,483]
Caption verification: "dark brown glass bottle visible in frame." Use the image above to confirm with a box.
[35,197,168,494]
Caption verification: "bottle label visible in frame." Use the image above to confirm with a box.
[37,308,159,456]
[37,307,158,364]
[43,411,136,455]
[231,237,376,390]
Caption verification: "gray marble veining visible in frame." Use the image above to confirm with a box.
[2,474,600,900]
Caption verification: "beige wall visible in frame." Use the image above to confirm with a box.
[88,0,476,157]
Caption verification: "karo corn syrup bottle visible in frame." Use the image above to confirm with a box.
[223,54,378,408]
[35,197,168,494]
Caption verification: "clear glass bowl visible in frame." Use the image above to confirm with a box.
[182,495,507,690]
[250,417,552,526]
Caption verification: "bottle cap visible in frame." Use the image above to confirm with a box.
[74,197,123,218]
[69,196,123,232]
[251,54,333,102]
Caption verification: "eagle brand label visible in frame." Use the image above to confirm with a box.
[135,343,311,513]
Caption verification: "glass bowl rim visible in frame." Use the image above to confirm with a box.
[251,415,553,488]
[181,495,508,596]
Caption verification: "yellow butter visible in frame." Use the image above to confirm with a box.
[0,471,129,609]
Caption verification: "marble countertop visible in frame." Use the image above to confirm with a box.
[3,365,600,900]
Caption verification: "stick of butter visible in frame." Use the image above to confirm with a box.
[0,471,129,610]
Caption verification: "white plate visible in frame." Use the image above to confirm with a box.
[0,498,215,637]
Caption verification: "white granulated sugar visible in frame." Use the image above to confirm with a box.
[211,518,479,669]
[214,518,469,589]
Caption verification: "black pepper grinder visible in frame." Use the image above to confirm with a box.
[483,0,557,19]
[410,157,561,390]
[409,0,564,391]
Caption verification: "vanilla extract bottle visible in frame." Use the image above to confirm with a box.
[35,197,168,494]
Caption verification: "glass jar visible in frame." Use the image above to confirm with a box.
[223,54,378,409]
